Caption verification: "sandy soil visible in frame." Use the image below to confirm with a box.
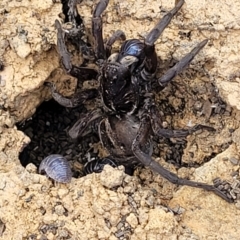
[1,0,240,239]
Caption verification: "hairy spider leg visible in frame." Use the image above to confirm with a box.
[55,20,98,80]
[68,109,103,139]
[44,82,98,108]
[143,0,185,79]
[145,0,185,46]
[158,39,208,87]
[92,0,127,59]
[105,30,126,58]
[92,0,110,59]
[149,103,215,138]
[131,114,232,203]
[45,21,99,108]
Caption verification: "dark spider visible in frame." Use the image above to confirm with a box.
[45,0,232,202]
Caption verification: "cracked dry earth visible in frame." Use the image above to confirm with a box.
[1,0,240,239]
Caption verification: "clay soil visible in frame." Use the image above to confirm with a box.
[1,0,240,239]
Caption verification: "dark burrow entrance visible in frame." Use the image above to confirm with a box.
[17,99,100,177]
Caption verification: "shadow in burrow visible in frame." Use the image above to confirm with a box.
[17,98,100,178]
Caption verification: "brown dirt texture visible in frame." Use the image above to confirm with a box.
[1,0,240,239]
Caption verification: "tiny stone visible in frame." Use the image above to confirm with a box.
[58,189,69,198]
[162,121,168,128]
[231,171,239,177]
[231,180,240,189]
[213,177,221,186]
[51,227,57,235]
[145,195,155,207]
[117,222,124,230]
[26,163,37,173]
[226,193,232,199]
[229,190,237,199]
[40,207,46,215]
[217,185,224,191]
[33,146,39,151]
[47,232,55,239]
[48,137,55,143]
[233,188,240,194]
[126,213,138,228]
[229,157,239,165]
[115,231,124,238]
[193,100,203,110]
[39,235,48,240]
[235,200,240,209]
[171,206,186,215]
[100,165,125,188]
[66,149,72,154]
[0,181,6,191]
[61,141,68,148]
[223,183,230,190]
[54,205,66,216]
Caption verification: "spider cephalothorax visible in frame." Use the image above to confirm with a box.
[44,0,232,202]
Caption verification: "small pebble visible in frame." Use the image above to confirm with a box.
[229,157,239,165]
[235,200,240,209]
[26,163,37,173]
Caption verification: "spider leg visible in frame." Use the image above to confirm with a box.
[132,116,232,203]
[142,0,185,79]
[55,20,98,80]
[156,125,214,138]
[145,0,184,46]
[92,0,110,59]
[61,0,95,60]
[68,109,103,139]
[44,82,98,108]
[158,39,208,87]
[105,30,126,58]
[62,0,83,26]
